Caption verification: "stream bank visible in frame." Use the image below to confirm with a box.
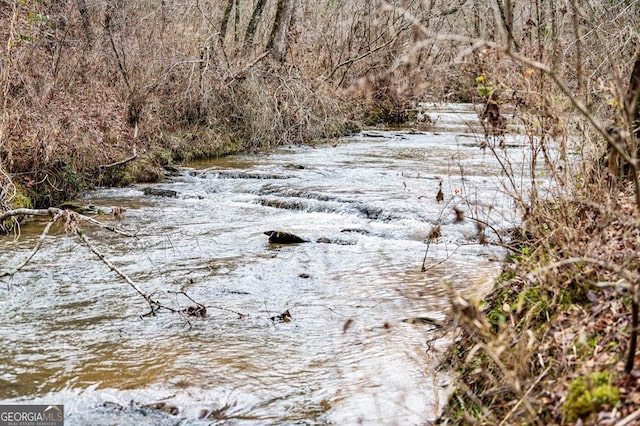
[436,168,640,425]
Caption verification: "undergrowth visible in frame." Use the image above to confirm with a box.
[436,165,640,425]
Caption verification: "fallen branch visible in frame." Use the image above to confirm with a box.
[0,207,135,237]
[169,290,208,317]
[2,207,240,321]
[0,207,61,223]
[77,229,157,310]
[99,147,137,169]
[0,209,63,279]
[616,407,640,426]
[76,214,136,238]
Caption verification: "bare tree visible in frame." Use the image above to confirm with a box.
[494,0,519,51]
[245,0,268,48]
[220,0,235,45]
[266,0,297,62]
[76,0,93,49]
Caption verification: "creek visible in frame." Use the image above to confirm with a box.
[0,104,538,425]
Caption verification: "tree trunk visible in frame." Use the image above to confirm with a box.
[76,0,93,49]
[627,52,640,140]
[266,0,296,62]
[234,0,241,43]
[495,0,519,51]
[245,0,268,48]
[625,54,640,376]
[220,0,235,44]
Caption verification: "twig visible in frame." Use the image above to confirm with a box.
[224,51,269,85]
[292,303,350,317]
[421,225,438,272]
[76,214,136,238]
[169,290,205,307]
[77,230,155,309]
[616,408,640,426]
[99,148,137,169]
[467,216,505,246]
[0,210,63,278]
[205,304,246,317]
[627,284,639,374]
[328,35,400,80]
[499,365,551,426]
[167,290,246,318]
[422,244,463,272]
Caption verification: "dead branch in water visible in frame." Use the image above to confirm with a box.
[76,229,157,310]
[0,207,154,308]
[0,209,64,279]
[0,207,61,223]
[0,207,216,320]
[0,207,136,237]
[76,214,136,237]
[0,208,269,324]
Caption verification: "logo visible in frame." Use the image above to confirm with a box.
[0,405,64,426]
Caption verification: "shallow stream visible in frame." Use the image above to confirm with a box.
[0,104,539,425]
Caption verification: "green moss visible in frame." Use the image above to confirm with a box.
[217,136,245,156]
[486,308,507,330]
[586,335,599,348]
[157,149,174,166]
[605,341,618,350]
[496,269,517,284]
[446,391,483,421]
[365,107,408,126]
[563,371,620,422]
[11,190,33,209]
[558,283,590,307]
[1,188,33,231]
[514,287,542,310]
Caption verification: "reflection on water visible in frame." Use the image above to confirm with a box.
[0,106,535,425]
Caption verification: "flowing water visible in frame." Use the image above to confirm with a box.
[0,105,540,425]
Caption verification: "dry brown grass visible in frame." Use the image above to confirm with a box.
[437,171,640,424]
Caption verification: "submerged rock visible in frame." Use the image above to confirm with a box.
[142,187,178,198]
[264,230,309,244]
[139,402,179,416]
[316,236,356,245]
[340,228,371,235]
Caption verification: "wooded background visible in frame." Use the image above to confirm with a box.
[0,1,638,207]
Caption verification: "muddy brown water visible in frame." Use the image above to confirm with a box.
[0,105,544,425]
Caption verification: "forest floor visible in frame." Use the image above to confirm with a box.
[436,183,640,425]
